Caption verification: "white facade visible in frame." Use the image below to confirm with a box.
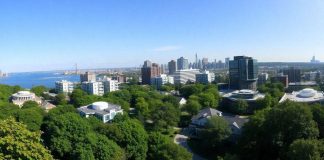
[222,89,265,102]
[196,71,215,84]
[151,74,175,89]
[81,81,104,96]
[11,91,42,107]
[103,80,120,92]
[160,74,175,84]
[279,88,324,103]
[55,80,75,93]
[82,80,119,96]
[77,101,123,123]
[172,69,201,84]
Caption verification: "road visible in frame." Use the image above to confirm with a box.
[174,130,206,160]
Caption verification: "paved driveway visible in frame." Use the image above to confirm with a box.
[174,130,206,160]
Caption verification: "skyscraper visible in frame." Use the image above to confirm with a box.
[80,72,96,83]
[283,67,301,83]
[168,60,177,75]
[141,60,161,84]
[229,56,258,90]
[225,57,230,68]
[177,57,189,70]
[202,58,208,70]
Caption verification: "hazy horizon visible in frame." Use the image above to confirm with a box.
[1,0,324,72]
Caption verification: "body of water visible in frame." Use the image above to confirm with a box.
[0,71,80,89]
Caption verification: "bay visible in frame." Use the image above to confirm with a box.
[0,71,80,89]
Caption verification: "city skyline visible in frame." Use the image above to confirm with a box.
[1,0,324,72]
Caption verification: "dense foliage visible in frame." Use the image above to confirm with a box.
[0,82,323,159]
[0,118,53,160]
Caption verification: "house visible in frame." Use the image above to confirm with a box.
[189,108,248,139]
[179,97,187,106]
[77,101,123,123]
[191,108,222,126]
[41,101,56,112]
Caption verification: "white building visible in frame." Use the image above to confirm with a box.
[77,101,123,123]
[81,81,104,96]
[222,89,265,102]
[11,91,42,107]
[196,71,215,84]
[103,80,120,92]
[172,69,201,84]
[80,72,96,83]
[279,88,324,103]
[82,80,119,96]
[258,73,269,85]
[55,80,75,94]
[151,74,174,89]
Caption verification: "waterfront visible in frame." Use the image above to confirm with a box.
[0,71,80,89]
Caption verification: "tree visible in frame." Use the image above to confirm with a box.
[198,93,217,108]
[135,97,149,116]
[255,94,273,109]
[100,119,148,160]
[147,132,192,160]
[0,104,20,120]
[239,102,319,160]
[70,89,97,107]
[0,118,53,160]
[151,103,180,132]
[179,84,204,99]
[89,133,125,160]
[21,100,40,109]
[288,139,324,160]
[230,99,249,114]
[200,116,231,149]
[31,85,48,96]
[16,107,44,131]
[184,100,201,116]
[311,104,324,138]
[54,93,67,105]
[42,112,92,159]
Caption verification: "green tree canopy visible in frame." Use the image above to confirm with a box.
[98,118,148,160]
[288,139,324,160]
[54,93,68,105]
[200,116,231,149]
[239,102,319,160]
[147,132,192,160]
[0,118,53,160]
[31,85,48,96]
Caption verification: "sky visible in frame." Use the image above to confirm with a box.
[0,0,324,72]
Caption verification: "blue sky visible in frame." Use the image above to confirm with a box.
[0,0,324,72]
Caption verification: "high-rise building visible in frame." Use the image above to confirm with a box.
[173,69,200,84]
[225,57,230,68]
[143,60,152,68]
[141,60,161,84]
[151,74,174,89]
[103,80,119,92]
[229,56,258,90]
[177,57,189,70]
[55,80,75,94]
[257,73,269,85]
[168,60,177,75]
[81,81,104,96]
[112,74,127,83]
[196,71,215,84]
[283,67,301,83]
[310,56,320,63]
[202,58,208,69]
[270,75,288,88]
[80,72,96,83]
